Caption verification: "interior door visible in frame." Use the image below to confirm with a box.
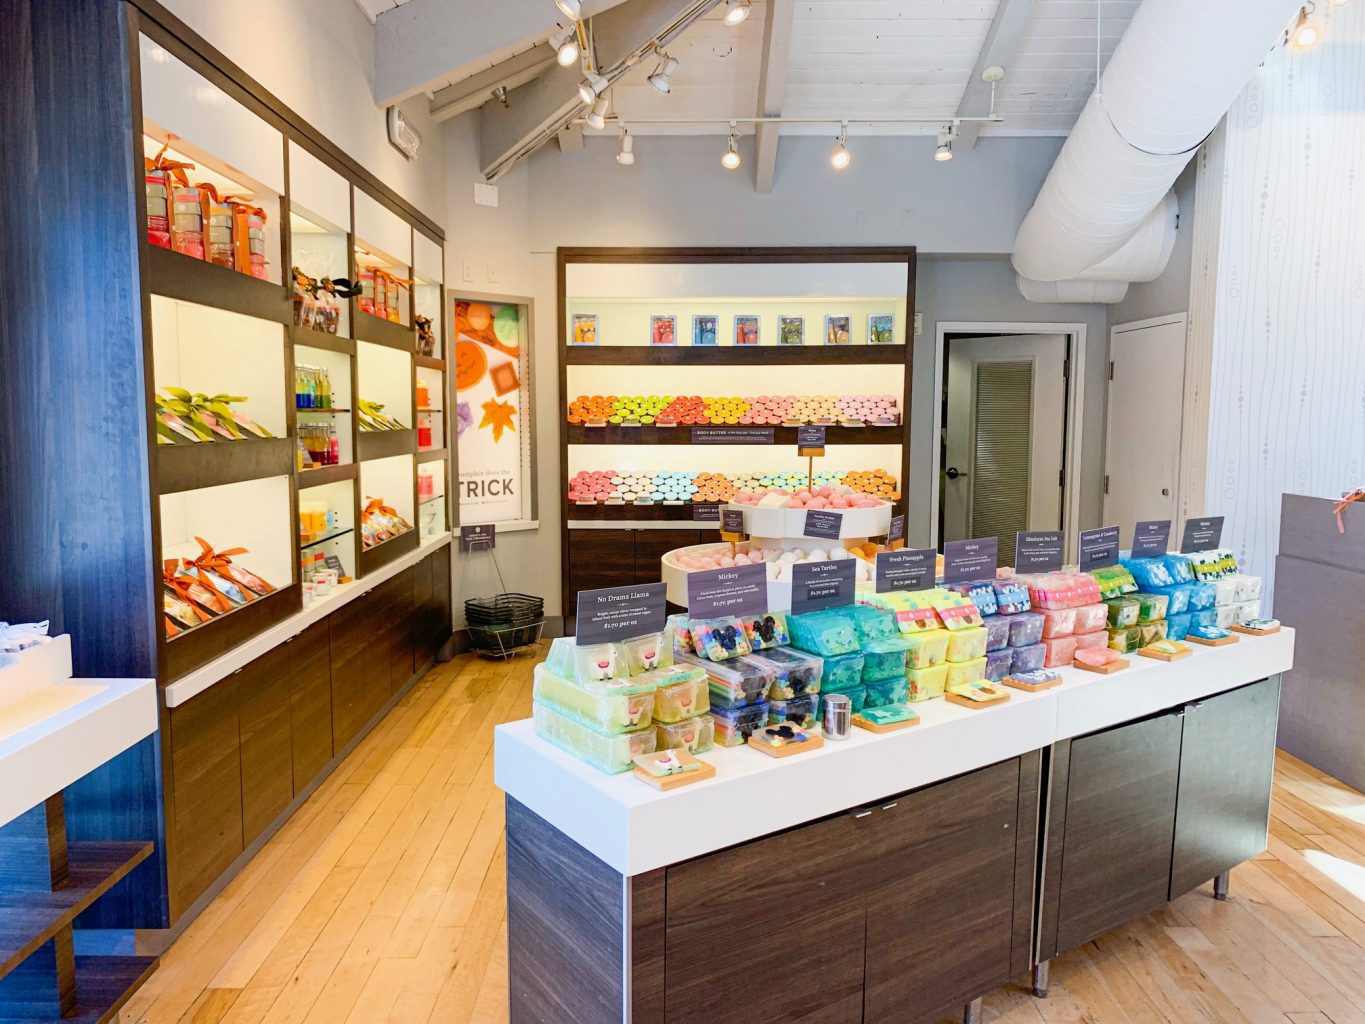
[1104,317,1186,527]
[943,334,1067,550]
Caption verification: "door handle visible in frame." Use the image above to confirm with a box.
[1162,488,1170,496]
[946,467,966,480]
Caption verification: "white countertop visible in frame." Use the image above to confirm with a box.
[495,627,1295,876]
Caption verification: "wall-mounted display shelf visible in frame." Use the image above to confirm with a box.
[557,247,914,630]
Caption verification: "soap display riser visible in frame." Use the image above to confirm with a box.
[662,539,873,613]
[727,500,892,541]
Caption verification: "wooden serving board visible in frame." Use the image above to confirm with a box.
[945,688,1011,709]
[1002,674,1063,693]
[1074,657,1130,674]
[1139,645,1192,662]
[1187,633,1240,647]
[852,712,920,734]
[1230,623,1281,636]
[747,731,825,757]
[633,759,716,791]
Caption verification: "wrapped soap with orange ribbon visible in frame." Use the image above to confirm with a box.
[144,139,196,251]
[163,557,228,641]
[361,497,413,550]
[186,536,276,600]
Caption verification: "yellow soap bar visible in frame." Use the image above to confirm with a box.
[946,657,987,688]
[907,663,949,702]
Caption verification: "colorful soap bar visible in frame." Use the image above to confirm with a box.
[948,580,998,616]
[1189,608,1218,629]
[1091,564,1139,599]
[1043,635,1077,668]
[908,664,948,702]
[1018,571,1101,609]
[860,589,946,633]
[1072,603,1109,633]
[1145,639,1190,657]
[1139,621,1168,646]
[946,625,989,663]
[1211,578,1239,608]
[1040,607,1077,638]
[946,657,987,689]
[787,609,861,655]
[533,702,657,774]
[840,604,898,642]
[690,616,753,661]
[769,693,820,729]
[1002,612,1045,648]
[1132,592,1169,624]
[1227,574,1263,602]
[647,669,710,723]
[903,629,950,669]
[620,632,673,674]
[858,703,917,726]
[532,666,656,733]
[992,579,1031,614]
[932,591,985,630]
[984,647,1014,682]
[1235,599,1262,624]
[1007,668,1062,687]
[1151,585,1190,616]
[1160,553,1196,583]
[1108,626,1144,653]
[667,613,696,656]
[983,615,1011,652]
[1105,597,1140,629]
[572,642,621,683]
[655,714,714,754]
[823,682,868,713]
[683,653,773,710]
[743,647,824,700]
[1215,604,1239,628]
[1011,643,1046,673]
[1123,556,1177,590]
[1165,612,1192,641]
[1074,647,1122,668]
[741,612,789,650]
[861,638,912,682]
[864,675,908,708]
[1190,624,1230,641]
[711,700,769,746]
[1073,629,1107,651]
[822,650,866,691]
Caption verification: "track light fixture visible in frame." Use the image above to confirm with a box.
[554,0,581,19]
[1290,3,1323,47]
[933,125,957,162]
[830,122,850,170]
[724,0,752,25]
[551,24,580,67]
[721,126,741,170]
[586,95,609,130]
[648,52,679,95]
[577,71,608,105]
[616,129,635,165]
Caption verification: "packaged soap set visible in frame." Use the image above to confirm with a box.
[145,144,269,281]
[1120,552,1263,634]
[533,632,714,774]
[781,604,923,724]
[163,538,277,640]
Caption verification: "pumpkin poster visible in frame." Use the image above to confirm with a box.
[453,298,527,523]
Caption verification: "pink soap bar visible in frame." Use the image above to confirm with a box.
[1073,630,1107,651]
[1073,603,1109,633]
[1040,607,1077,638]
[1043,635,1077,668]
[1075,646,1123,668]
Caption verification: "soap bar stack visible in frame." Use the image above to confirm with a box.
[536,634,702,773]
[1009,572,1106,669]
[786,604,921,718]
[1122,552,1263,636]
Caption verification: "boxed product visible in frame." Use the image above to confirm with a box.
[1039,607,1077,639]
[984,616,1012,653]
[822,682,868,713]
[908,664,949,702]
[690,617,753,661]
[534,702,657,774]
[619,632,673,674]
[532,665,656,733]
[864,675,908,708]
[946,625,989,663]
[903,629,950,669]
[822,651,866,691]
[655,714,714,754]
[1043,635,1077,668]
[741,612,789,650]
[788,609,860,655]
[1105,597,1140,629]
[683,653,773,710]
[667,613,695,656]
[946,657,987,689]
[743,647,824,700]
[712,701,770,746]
[984,647,1014,682]
[1011,643,1046,673]
[1002,612,1045,648]
[769,693,820,729]
[861,638,912,683]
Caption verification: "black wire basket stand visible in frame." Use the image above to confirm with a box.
[461,537,544,659]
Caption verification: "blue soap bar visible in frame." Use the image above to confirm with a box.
[984,616,1012,652]
[1160,553,1196,583]
[1166,612,1192,641]
[992,580,1031,614]
[840,604,898,643]
[788,610,861,656]
[864,675,908,708]
[1186,582,1217,611]
[821,651,866,690]
[1189,608,1218,628]
[984,648,1014,682]
[1152,583,1191,616]
[1011,643,1046,673]
[1190,624,1230,640]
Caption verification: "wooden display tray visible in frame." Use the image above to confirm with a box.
[1230,623,1281,636]
[852,711,920,734]
[1139,645,1193,662]
[1187,632,1240,647]
[945,686,1011,709]
[1074,656,1130,674]
[632,749,716,790]
[747,730,824,757]
[1002,673,1063,693]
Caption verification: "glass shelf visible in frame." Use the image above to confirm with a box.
[300,526,353,550]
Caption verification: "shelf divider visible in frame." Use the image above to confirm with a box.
[156,438,294,494]
[146,246,291,325]
[354,312,416,352]
[564,345,908,366]
[298,463,358,490]
[358,430,418,462]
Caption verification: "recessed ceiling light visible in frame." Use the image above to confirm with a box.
[648,54,679,95]
[586,95,609,130]
[724,0,751,25]
[551,25,580,67]
[617,130,635,165]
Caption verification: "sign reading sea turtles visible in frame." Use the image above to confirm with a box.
[791,560,855,614]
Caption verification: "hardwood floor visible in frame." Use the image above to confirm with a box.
[118,651,1365,1023]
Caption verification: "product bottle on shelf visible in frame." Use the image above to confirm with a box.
[170,186,205,260]
[418,415,433,450]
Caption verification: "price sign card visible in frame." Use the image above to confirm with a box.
[1132,520,1171,557]
[791,560,855,614]
[576,583,667,646]
[1078,526,1120,571]
[803,509,844,540]
[692,426,774,445]
[459,524,496,551]
[943,538,998,585]
[887,514,906,543]
[876,548,935,593]
[1180,516,1225,553]
[687,563,767,619]
[796,424,826,455]
[721,508,746,535]
[1015,531,1064,573]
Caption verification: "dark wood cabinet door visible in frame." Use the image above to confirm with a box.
[1170,677,1281,898]
[167,678,242,921]
[410,551,436,667]
[862,759,1020,1024]
[567,531,634,631]
[664,812,865,1024]
[288,620,333,792]
[382,569,416,692]
[1054,713,1182,954]
[237,643,294,846]
[632,530,705,584]
[329,589,384,749]
[431,547,452,642]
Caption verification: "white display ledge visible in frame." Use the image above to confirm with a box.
[0,635,157,829]
[165,531,452,708]
[494,628,1295,877]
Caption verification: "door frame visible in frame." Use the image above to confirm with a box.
[933,322,1087,560]
[1106,313,1188,527]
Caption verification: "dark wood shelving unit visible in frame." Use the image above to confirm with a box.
[145,245,292,325]
[297,463,358,489]
[565,423,906,446]
[162,584,302,681]
[564,345,908,366]
[353,311,416,352]
[156,438,294,494]
[358,529,420,576]
[566,502,725,524]
[358,429,418,462]
[290,326,355,356]
[414,354,446,371]
[416,447,448,465]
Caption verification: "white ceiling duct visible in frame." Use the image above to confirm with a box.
[1012,0,1303,303]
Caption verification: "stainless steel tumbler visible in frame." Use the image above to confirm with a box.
[822,693,852,740]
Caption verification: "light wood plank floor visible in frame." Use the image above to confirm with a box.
[117,649,1365,1023]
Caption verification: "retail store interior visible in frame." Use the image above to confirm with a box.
[3,0,1365,1021]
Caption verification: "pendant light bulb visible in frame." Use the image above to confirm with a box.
[830,125,850,170]
[577,72,607,105]
[721,132,741,170]
[648,54,679,95]
[616,130,635,166]
[554,0,581,19]
[551,25,580,67]
[724,0,752,25]
[586,95,609,130]
[1291,6,1323,47]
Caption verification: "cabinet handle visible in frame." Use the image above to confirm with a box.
[852,810,874,819]
[881,802,898,811]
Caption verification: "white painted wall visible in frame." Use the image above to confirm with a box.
[159,0,445,221]
[1200,2,1365,602]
